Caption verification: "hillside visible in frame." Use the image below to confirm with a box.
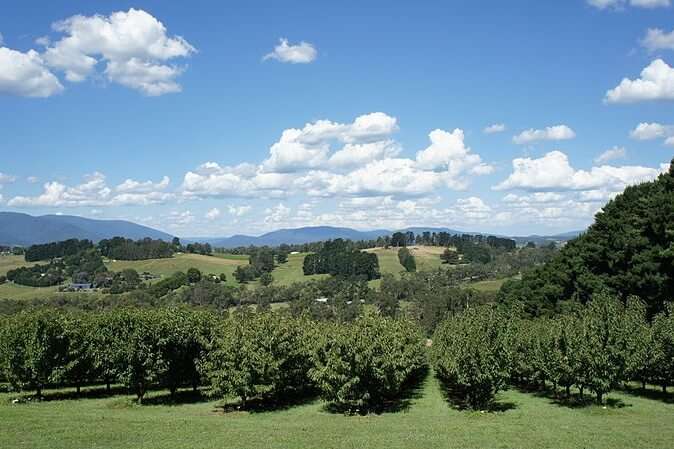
[499,159,674,316]
[189,225,580,248]
[0,212,174,246]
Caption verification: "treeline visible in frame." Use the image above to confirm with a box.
[98,237,174,260]
[499,160,674,317]
[0,309,426,412]
[25,239,94,262]
[303,239,380,280]
[398,248,416,272]
[432,294,674,409]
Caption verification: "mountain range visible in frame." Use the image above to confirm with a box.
[0,212,174,246]
[0,212,582,248]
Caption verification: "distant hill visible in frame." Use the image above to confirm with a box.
[187,225,581,248]
[187,226,391,248]
[0,212,174,246]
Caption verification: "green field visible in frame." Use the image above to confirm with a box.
[105,253,248,287]
[1,371,672,449]
[0,255,35,276]
[268,252,328,286]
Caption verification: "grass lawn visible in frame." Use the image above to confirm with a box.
[1,371,672,449]
[105,253,248,287]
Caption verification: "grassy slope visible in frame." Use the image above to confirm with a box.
[0,255,35,276]
[1,373,673,449]
[105,253,248,287]
[269,252,328,286]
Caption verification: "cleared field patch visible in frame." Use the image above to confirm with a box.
[269,252,328,286]
[408,246,446,271]
[105,253,248,286]
[0,283,60,300]
[0,255,35,276]
[1,372,673,449]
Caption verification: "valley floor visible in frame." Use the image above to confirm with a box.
[2,371,673,449]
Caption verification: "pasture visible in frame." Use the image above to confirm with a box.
[105,253,247,286]
[1,372,672,449]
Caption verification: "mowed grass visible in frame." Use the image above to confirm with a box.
[1,372,673,449]
[105,253,248,287]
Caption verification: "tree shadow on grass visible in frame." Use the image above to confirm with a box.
[437,377,517,413]
[323,366,429,416]
[142,389,212,406]
[620,385,674,405]
[514,384,629,409]
[214,389,319,415]
[20,385,128,402]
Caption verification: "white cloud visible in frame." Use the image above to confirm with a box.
[167,210,194,228]
[415,128,493,186]
[494,150,663,192]
[263,38,317,64]
[116,176,170,193]
[595,146,627,164]
[328,140,401,168]
[183,113,490,201]
[630,122,669,140]
[666,136,674,146]
[512,125,576,144]
[483,123,506,134]
[228,205,251,216]
[43,8,195,95]
[642,28,674,52]
[205,208,221,221]
[26,176,39,184]
[0,46,63,97]
[8,172,173,207]
[605,59,674,103]
[261,112,398,173]
[588,0,671,8]
[0,173,17,184]
[264,203,291,225]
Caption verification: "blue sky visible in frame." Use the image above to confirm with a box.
[0,0,672,237]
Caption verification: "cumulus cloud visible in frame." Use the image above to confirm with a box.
[116,176,170,193]
[483,123,506,134]
[8,172,173,207]
[182,113,491,200]
[261,112,399,173]
[630,122,674,145]
[205,208,221,221]
[642,28,674,52]
[595,146,627,164]
[228,205,251,216]
[494,150,664,192]
[0,46,63,97]
[605,59,674,103]
[43,8,195,95]
[512,125,576,144]
[263,38,317,64]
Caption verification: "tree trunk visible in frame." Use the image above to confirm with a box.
[641,380,646,391]
[106,380,111,393]
[565,385,571,398]
[597,391,603,405]
[76,384,81,395]
[663,385,667,394]
[36,385,42,398]
[579,386,584,400]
